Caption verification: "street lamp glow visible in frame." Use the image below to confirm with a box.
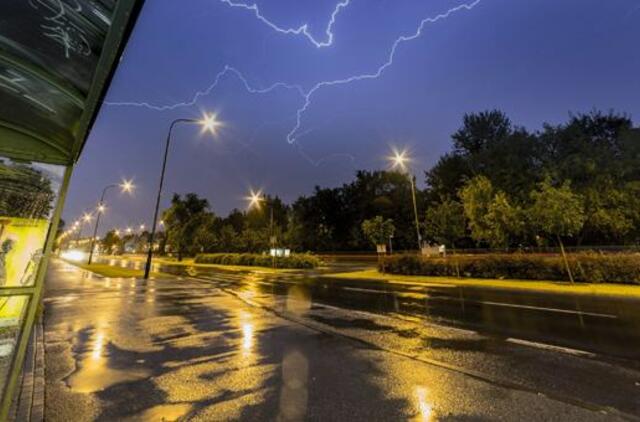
[120,179,135,193]
[83,213,92,223]
[97,204,106,213]
[139,224,145,231]
[115,229,121,236]
[387,147,422,250]
[200,113,222,135]
[126,227,132,234]
[389,148,410,171]
[246,189,264,210]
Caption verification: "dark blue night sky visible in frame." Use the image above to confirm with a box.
[64,0,640,233]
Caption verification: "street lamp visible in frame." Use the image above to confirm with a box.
[388,148,423,251]
[75,213,92,244]
[87,179,135,264]
[143,113,221,279]
[246,189,276,265]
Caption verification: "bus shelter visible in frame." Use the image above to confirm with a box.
[0,1,144,416]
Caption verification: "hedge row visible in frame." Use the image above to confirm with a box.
[194,253,321,269]
[379,253,640,285]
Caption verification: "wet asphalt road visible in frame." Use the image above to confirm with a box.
[44,259,640,421]
[106,256,640,361]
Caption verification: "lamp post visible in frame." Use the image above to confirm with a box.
[87,179,134,264]
[75,213,92,245]
[389,149,423,251]
[143,113,221,279]
[247,189,276,267]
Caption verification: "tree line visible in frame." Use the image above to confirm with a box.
[101,109,640,256]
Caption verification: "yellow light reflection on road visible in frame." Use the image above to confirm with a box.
[91,331,104,360]
[242,322,253,354]
[415,386,434,421]
[237,310,255,358]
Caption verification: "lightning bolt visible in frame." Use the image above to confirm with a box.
[286,0,482,143]
[219,0,351,48]
[104,65,304,111]
[106,0,482,155]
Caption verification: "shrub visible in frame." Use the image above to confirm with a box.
[380,253,640,285]
[194,252,321,269]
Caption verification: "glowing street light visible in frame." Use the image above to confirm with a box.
[121,179,134,193]
[200,113,222,135]
[87,178,135,264]
[246,188,276,267]
[144,112,222,279]
[139,224,145,231]
[126,227,133,234]
[388,147,423,251]
[246,188,264,210]
[389,149,410,171]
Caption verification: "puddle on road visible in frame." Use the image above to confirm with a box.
[127,403,193,421]
[66,357,150,393]
[66,329,151,393]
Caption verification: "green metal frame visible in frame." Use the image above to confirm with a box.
[0,0,146,416]
[73,0,144,162]
[0,165,73,420]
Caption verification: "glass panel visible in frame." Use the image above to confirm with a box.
[0,0,118,93]
[0,295,29,399]
[0,157,64,287]
[0,60,80,147]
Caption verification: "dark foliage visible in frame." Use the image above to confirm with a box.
[381,253,640,285]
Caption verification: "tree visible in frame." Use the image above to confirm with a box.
[426,110,541,204]
[361,216,395,249]
[538,111,640,244]
[459,176,494,246]
[193,213,219,253]
[423,198,466,248]
[162,193,210,260]
[424,153,470,203]
[460,176,523,249]
[452,110,512,155]
[529,179,585,282]
[485,192,524,249]
[218,224,241,252]
[101,230,121,255]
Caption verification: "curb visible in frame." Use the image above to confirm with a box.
[9,317,44,421]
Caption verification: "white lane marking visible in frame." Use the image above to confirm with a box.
[341,286,430,300]
[343,287,617,319]
[506,338,596,358]
[192,269,617,319]
[342,286,390,294]
[479,300,617,319]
